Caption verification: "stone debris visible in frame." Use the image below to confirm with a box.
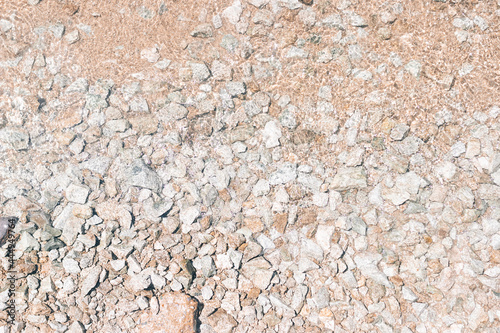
[0,1,499,332]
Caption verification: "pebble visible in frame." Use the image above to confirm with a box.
[222,0,243,25]
[191,24,213,38]
[331,167,367,191]
[180,206,200,225]
[65,183,90,204]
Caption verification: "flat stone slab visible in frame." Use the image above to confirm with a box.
[136,292,198,333]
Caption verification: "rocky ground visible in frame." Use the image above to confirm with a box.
[1,0,500,332]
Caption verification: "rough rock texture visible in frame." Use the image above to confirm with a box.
[136,292,199,333]
[1,0,500,332]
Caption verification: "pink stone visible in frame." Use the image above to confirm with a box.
[136,292,198,333]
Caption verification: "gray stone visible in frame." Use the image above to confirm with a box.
[491,170,500,186]
[130,96,149,112]
[201,184,218,206]
[435,161,457,181]
[80,157,112,175]
[191,24,213,38]
[353,69,372,81]
[244,100,262,117]
[225,81,246,96]
[137,6,155,19]
[249,0,269,8]
[154,59,171,70]
[166,103,189,120]
[140,47,160,63]
[382,171,422,205]
[317,48,333,63]
[322,14,344,29]
[301,238,324,262]
[212,61,232,81]
[390,124,410,141]
[40,276,56,293]
[279,105,298,129]
[253,9,274,26]
[122,159,162,192]
[349,215,367,235]
[53,203,75,229]
[253,92,271,107]
[43,238,66,251]
[383,153,409,173]
[297,174,322,193]
[196,99,215,115]
[66,78,89,94]
[395,136,422,156]
[193,256,216,277]
[221,34,239,53]
[298,7,316,27]
[212,14,223,29]
[331,167,367,191]
[190,62,211,82]
[106,119,130,132]
[144,198,173,218]
[339,271,358,288]
[86,94,108,110]
[0,127,30,150]
[126,272,152,292]
[269,163,297,185]
[61,217,84,245]
[50,23,65,39]
[450,141,466,157]
[478,184,500,201]
[318,86,332,100]
[348,44,363,62]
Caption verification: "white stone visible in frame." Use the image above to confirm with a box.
[263,121,282,148]
[222,0,243,25]
[65,183,90,204]
[312,192,329,207]
[63,257,81,274]
[253,179,270,197]
[202,285,213,300]
[353,253,392,288]
[435,161,457,180]
[315,225,335,252]
[180,206,200,225]
[402,286,418,302]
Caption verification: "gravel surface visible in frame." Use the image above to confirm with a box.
[1,0,500,332]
